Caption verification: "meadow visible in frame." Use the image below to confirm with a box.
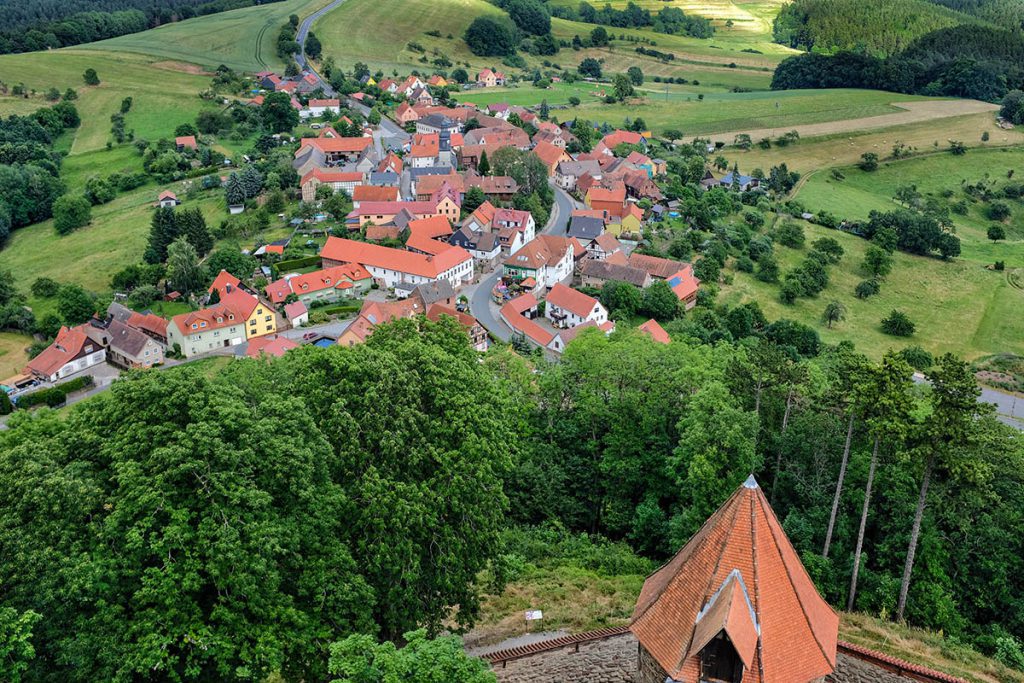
[81,0,334,73]
[718,218,1024,360]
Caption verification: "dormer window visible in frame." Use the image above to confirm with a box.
[200,321,207,328]
[699,633,743,683]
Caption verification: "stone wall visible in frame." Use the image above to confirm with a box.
[827,652,918,683]
[636,643,666,683]
[490,632,637,683]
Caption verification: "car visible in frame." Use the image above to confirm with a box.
[303,331,319,340]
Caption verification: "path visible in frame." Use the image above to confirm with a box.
[467,185,579,342]
[293,0,345,72]
[703,100,999,145]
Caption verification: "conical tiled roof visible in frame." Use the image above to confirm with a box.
[630,475,838,682]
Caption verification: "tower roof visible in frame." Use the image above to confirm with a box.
[630,476,838,682]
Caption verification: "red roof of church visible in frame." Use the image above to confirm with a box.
[630,476,838,683]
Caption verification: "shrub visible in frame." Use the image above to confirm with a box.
[881,310,915,337]
[52,195,92,235]
[858,152,878,172]
[988,224,1006,241]
[775,221,805,249]
[855,279,880,299]
[31,277,60,298]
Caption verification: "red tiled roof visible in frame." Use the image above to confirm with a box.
[546,283,600,319]
[426,303,480,331]
[353,185,400,202]
[301,168,363,185]
[299,136,373,154]
[602,130,643,149]
[630,476,838,682]
[171,303,246,336]
[26,325,91,377]
[284,264,371,299]
[246,335,299,358]
[321,237,470,278]
[501,294,553,347]
[532,140,567,170]
[208,269,241,295]
[505,234,572,270]
[366,225,402,241]
[407,215,452,240]
[360,298,423,325]
[127,312,169,339]
[587,184,627,204]
[308,98,340,107]
[283,301,307,320]
[638,319,670,344]
[352,200,439,218]
[667,268,700,302]
[628,253,689,280]
[158,190,177,201]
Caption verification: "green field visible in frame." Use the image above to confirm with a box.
[717,149,1024,360]
[572,89,938,136]
[81,0,333,72]
[0,50,214,154]
[0,332,32,380]
[314,0,509,73]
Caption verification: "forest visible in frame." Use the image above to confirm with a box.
[1,310,1022,680]
[0,0,285,54]
[550,1,714,39]
[771,25,1024,101]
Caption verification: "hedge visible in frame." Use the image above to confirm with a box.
[272,255,321,278]
[18,375,95,409]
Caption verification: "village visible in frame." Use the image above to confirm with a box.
[8,66,708,401]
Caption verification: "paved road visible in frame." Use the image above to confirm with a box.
[911,373,1023,431]
[293,0,345,72]
[468,185,579,342]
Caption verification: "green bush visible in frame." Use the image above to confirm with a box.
[272,255,321,278]
[17,375,94,409]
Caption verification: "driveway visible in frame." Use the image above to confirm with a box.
[467,185,580,342]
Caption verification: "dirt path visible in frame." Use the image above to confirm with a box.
[704,99,1000,144]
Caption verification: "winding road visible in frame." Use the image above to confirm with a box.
[468,185,579,342]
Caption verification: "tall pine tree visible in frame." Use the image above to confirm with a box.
[144,207,177,264]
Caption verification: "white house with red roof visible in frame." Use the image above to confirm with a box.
[300,98,341,119]
[156,190,180,208]
[264,264,372,307]
[25,325,107,382]
[300,169,364,202]
[492,208,536,250]
[167,305,248,358]
[321,237,474,290]
[476,69,505,87]
[544,283,608,329]
[502,234,574,288]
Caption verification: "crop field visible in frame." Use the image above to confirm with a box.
[571,89,940,136]
[314,0,508,73]
[81,0,333,73]
[726,113,1024,173]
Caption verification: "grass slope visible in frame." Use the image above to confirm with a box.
[0,50,213,153]
[314,0,508,73]
[80,0,333,73]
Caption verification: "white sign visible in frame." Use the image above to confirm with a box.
[524,610,543,621]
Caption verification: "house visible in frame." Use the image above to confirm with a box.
[464,173,518,202]
[586,232,622,261]
[718,171,761,192]
[336,314,377,346]
[284,300,308,327]
[108,303,168,345]
[487,102,510,119]
[585,183,628,218]
[601,129,646,151]
[348,196,451,226]
[378,78,398,93]
[628,253,689,280]
[476,68,505,87]
[638,318,670,344]
[301,169,364,202]
[321,237,474,290]
[408,134,442,168]
[394,101,420,124]
[175,135,198,151]
[623,170,663,202]
[352,184,400,204]
[606,203,644,237]
[208,271,278,340]
[411,279,456,308]
[156,190,180,208]
[532,141,571,177]
[556,159,601,191]
[667,267,701,310]
[105,319,164,369]
[544,283,608,329]
[297,136,374,164]
[410,86,435,107]
[547,319,614,353]
[449,226,501,262]
[264,264,372,306]
[427,74,448,87]
[567,215,604,245]
[463,200,497,232]
[168,305,248,358]
[493,208,536,252]
[426,303,488,351]
[578,259,651,289]
[416,114,460,136]
[397,76,426,97]
[25,324,106,382]
[246,335,300,359]
[499,293,553,348]
[414,171,464,200]
[502,234,574,288]
[300,98,341,119]
[464,126,530,149]
[458,143,505,171]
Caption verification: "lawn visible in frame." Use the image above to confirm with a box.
[0,50,214,154]
[0,188,226,306]
[795,147,1024,262]
[81,0,334,73]
[0,332,32,380]
[718,220,1024,360]
[571,89,938,136]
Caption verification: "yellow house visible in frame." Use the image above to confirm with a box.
[607,205,643,237]
[209,270,278,339]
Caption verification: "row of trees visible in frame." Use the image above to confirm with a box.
[551,1,714,38]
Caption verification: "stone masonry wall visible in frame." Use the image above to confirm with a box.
[491,632,637,683]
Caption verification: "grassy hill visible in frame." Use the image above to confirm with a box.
[715,147,1024,361]
[79,0,333,72]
